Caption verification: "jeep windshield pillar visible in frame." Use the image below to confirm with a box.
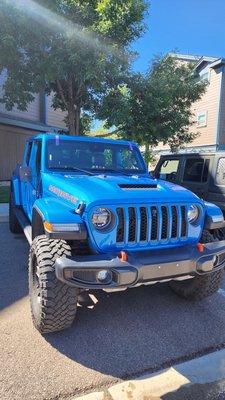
[10,133,225,334]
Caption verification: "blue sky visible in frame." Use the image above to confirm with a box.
[132,0,225,72]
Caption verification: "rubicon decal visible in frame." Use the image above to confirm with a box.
[48,185,78,204]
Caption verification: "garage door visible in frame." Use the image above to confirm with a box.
[0,124,35,180]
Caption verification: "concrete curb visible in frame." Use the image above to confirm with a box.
[0,203,9,223]
[71,348,225,400]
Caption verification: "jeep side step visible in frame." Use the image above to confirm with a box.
[14,208,32,245]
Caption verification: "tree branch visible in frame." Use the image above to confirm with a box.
[68,73,74,104]
[56,79,68,108]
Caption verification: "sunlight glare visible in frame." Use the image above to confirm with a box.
[1,0,119,57]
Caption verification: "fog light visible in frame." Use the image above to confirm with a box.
[97,270,112,283]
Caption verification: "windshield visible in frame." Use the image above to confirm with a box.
[46,139,147,174]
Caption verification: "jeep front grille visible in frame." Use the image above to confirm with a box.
[116,205,187,245]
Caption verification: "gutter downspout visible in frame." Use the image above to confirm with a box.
[215,65,225,150]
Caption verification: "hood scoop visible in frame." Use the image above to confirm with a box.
[118,183,157,190]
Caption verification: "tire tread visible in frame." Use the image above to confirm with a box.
[170,230,224,300]
[29,235,78,334]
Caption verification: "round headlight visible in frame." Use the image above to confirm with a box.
[92,208,112,229]
[188,204,200,223]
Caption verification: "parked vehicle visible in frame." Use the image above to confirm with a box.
[154,152,225,214]
[10,134,225,333]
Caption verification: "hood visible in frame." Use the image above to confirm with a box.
[42,172,201,209]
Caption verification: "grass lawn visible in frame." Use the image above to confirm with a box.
[0,185,10,203]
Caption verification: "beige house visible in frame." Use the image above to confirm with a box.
[156,53,225,155]
[0,69,67,180]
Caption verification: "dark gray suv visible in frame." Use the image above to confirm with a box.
[154,152,225,215]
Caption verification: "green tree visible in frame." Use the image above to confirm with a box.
[0,0,147,135]
[98,55,207,161]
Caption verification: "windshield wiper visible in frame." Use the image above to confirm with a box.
[51,166,143,177]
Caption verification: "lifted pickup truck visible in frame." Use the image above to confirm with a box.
[10,134,225,334]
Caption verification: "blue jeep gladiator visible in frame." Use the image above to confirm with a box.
[10,133,225,334]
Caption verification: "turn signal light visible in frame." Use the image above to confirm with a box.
[197,243,205,253]
[119,251,128,262]
[44,221,53,233]
[44,222,81,232]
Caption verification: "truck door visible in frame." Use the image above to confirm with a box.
[154,157,181,183]
[207,155,225,214]
[26,140,42,220]
[20,140,32,214]
[181,156,212,199]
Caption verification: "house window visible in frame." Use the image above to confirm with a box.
[197,111,207,127]
[199,71,210,82]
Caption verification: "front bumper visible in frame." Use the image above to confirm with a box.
[55,241,225,290]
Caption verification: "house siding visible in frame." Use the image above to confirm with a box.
[0,70,41,122]
[0,70,67,129]
[188,67,221,147]
[47,93,67,129]
[0,70,69,179]
[217,67,225,146]
[0,94,41,122]
[155,65,222,153]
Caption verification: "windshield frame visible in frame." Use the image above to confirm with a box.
[45,138,148,175]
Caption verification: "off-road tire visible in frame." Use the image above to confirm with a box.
[29,235,78,334]
[9,188,22,233]
[169,230,224,300]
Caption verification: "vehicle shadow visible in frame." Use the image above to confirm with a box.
[2,225,225,382]
[0,225,28,311]
[44,279,225,379]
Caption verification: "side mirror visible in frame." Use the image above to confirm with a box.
[150,170,159,179]
[149,170,155,178]
[19,166,32,182]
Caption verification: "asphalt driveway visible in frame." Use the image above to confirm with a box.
[1,223,225,400]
